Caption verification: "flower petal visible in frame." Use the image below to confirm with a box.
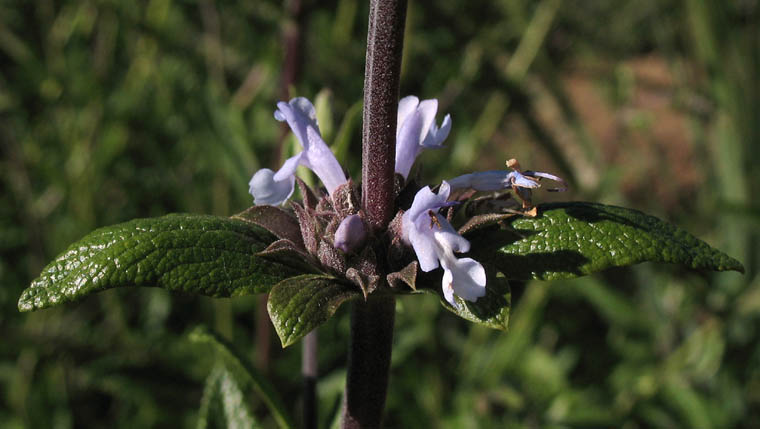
[275,97,347,195]
[274,97,319,150]
[404,186,438,220]
[249,168,296,206]
[422,113,451,148]
[397,95,419,139]
[301,126,347,194]
[433,225,470,254]
[508,171,541,188]
[416,99,439,142]
[395,110,427,179]
[272,153,304,181]
[524,170,568,192]
[407,227,440,272]
[394,97,450,179]
[447,170,509,191]
[441,257,486,304]
[441,269,456,306]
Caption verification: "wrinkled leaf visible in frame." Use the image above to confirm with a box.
[19,214,295,311]
[423,271,511,330]
[469,202,744,281]
[268,275,360,347]
[232,205,304,248]
[189,326,294,429]
[257,239,321,274]
[197,364,260,429]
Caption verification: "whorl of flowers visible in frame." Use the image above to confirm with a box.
[247,96,565,305]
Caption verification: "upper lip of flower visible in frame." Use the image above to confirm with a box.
[394,96,452,180]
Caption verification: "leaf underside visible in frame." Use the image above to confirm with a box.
[267,275,361,347]
[19,214,294,312]
[469,202,744,281]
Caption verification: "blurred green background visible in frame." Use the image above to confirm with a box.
[1,0,758,427]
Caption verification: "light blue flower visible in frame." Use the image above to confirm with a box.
[249,97,347,206]
[394,96,452,179]
[447,158,566,193]
[402,181,486,306]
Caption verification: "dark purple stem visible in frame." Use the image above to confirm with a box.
[342,0,407,427]
[361,0,407,230]
[341,296,396,428]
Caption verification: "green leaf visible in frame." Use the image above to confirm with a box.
[189,326,294,429]
[231,205,304,247]
[469,202,745,281]
[423,271,511,330]
[267,275,361,347]
[19,214,296,312]
[197,364,261,429]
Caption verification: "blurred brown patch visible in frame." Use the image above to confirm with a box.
[565,55,700,214]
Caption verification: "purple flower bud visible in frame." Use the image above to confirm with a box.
[334,214,367,253]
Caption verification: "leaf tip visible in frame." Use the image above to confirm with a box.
[728,260,745,274]
[17,287,45,312]
[17,298,33,312]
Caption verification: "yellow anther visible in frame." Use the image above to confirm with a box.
[506,158,521,171]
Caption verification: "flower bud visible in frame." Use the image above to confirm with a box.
[334,214,367,253]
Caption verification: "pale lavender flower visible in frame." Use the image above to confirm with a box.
[447,158,567,193]
[394,96,452,179]
[249,97,347,206]
[402,181,486,306]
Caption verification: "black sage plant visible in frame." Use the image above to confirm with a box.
[17,0,743,428]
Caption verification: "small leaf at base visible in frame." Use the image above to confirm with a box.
[267,275,360,347]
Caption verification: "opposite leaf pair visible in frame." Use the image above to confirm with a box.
[18,96,744,350]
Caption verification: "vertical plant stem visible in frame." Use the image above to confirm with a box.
[302,330,318,429]
[342,296,396,428]
[344,1,407,425]
[361,0,407,230]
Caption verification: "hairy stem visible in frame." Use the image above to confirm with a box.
[341,296,396,428]
[361,0,407,230]
[343,0,406,426]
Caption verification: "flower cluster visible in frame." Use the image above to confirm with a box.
[248,95,564,307]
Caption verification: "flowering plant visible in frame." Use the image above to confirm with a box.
[17,93,744,428]
[16,1,744,427]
